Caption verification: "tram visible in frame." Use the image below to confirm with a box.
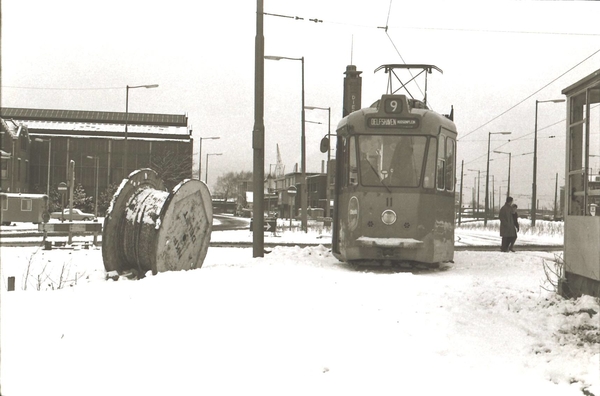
[330,64,457,266]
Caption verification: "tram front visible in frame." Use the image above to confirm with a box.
[331,94,457,265]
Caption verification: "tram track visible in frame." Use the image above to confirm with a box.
[0,234,564,252]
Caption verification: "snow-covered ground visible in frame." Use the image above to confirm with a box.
[0,221,597,396]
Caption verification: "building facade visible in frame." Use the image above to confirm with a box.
[0,118,32,193]
[0,108,193,201]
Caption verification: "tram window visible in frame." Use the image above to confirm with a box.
[423,138,437,189]
[355,135,426,187]
[437,137,446,190]
[358,135,383,185]
[445,138,455,192]
[339,138,348,188]
[349,136,358,186]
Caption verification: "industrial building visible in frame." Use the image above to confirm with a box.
[0,107,193,200]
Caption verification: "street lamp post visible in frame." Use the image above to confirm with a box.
[265,55,307,232]
[35,138,51,196]
[493,150,512,198]
[305,105,331,218]
[205,153,222,186]
[467,169,481,220]
[198,136,220,181]
[485,132,511,226]
[125,84,159,177]
[86,155,99,218]
[532,99,565,226]
[467,169,481,219]
[458,160,464,225]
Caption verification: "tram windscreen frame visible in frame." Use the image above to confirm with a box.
[357,134,434,188]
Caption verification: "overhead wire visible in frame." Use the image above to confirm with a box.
[377,1,427,103]
[459,48,600,142]
[2,85,123,91]
[463,102,600,166]
[6,10,595,94]
[389,25,600,37]
[263,11,600,37]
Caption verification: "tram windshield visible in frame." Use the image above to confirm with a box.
[358,135,431,187]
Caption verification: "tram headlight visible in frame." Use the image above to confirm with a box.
[348,196,359,231]
[381,209,397,225]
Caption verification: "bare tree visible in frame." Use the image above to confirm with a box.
[214,171,252,201]
[149,149,193,191]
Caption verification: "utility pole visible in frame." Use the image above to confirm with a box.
[253,0,265,257]
[532,98,565,226]
[458,160,464,225]
[68,160,75,222]
[554,173,558,220]
[486,131,511,225]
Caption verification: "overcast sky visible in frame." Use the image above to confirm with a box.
[2,0,599,208]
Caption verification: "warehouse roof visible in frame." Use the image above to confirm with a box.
[0,107,188,127]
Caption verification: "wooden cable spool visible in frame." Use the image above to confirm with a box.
[102,168,212,277]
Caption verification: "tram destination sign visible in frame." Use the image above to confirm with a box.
[367,117,419,128]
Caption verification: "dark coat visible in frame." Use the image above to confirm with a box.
[512,212,519,232]
[499,203,517,237]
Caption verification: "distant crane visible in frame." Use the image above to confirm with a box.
[274,144,285,177]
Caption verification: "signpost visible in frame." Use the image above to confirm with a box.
[249,217,277,234]
[68,160,75,223]
[287,186,297,230]
[57,182,68,223]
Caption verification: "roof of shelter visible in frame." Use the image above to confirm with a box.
[0,107,191,142]
[0,107,188,127]
[20,120,190,141]
[561,68,600,95]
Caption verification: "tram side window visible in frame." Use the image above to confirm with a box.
[423,137,437,189]
[349,136,358,186]
[445,138,455,192]
[437,137,446,190]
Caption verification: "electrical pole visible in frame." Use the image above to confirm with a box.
[253,0,265,257]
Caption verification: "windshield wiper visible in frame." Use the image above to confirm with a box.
[365,161,391,193]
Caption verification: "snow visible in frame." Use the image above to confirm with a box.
[0,220,598,396]
[125,187,169,226]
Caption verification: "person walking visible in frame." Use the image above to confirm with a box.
[499,196,517,252]
[507,203,520,252]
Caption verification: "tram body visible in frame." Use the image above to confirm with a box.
[332,93,457,265]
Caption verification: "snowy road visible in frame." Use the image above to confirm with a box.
[0,244,598,396]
